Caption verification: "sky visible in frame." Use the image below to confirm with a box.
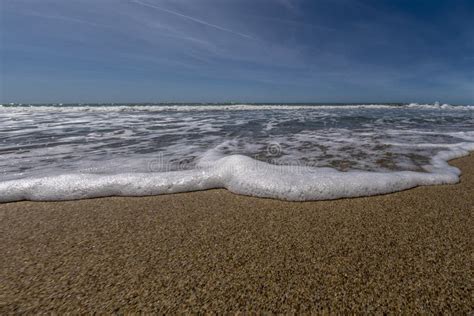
[0,0,473,104]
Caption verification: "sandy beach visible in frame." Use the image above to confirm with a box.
[1,155,473,313]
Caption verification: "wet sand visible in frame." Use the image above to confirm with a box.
[1,155,473,313]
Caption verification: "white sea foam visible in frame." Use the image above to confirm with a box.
[1,103,473,202]
[0,142,473,202]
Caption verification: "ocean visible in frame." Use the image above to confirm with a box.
[0,103,473,202]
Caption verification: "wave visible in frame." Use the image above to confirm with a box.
[1,142,473,202]
[1,103,472,112]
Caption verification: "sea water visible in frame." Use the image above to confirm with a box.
[0,103,473,202]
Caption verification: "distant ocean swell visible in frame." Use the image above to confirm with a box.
[1,102,473,112]
[0,103,473,202]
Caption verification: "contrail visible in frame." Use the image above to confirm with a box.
[131,0,255,40]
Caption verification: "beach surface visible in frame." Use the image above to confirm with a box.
[1,155,473,313]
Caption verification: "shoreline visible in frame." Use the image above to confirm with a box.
[1,154,473,313]
[1,148,473,203]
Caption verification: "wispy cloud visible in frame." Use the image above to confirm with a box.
[131,0,256,40]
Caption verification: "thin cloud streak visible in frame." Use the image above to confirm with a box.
[131,0,256,40]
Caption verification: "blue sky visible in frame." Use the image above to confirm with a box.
[1,0,473,104]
